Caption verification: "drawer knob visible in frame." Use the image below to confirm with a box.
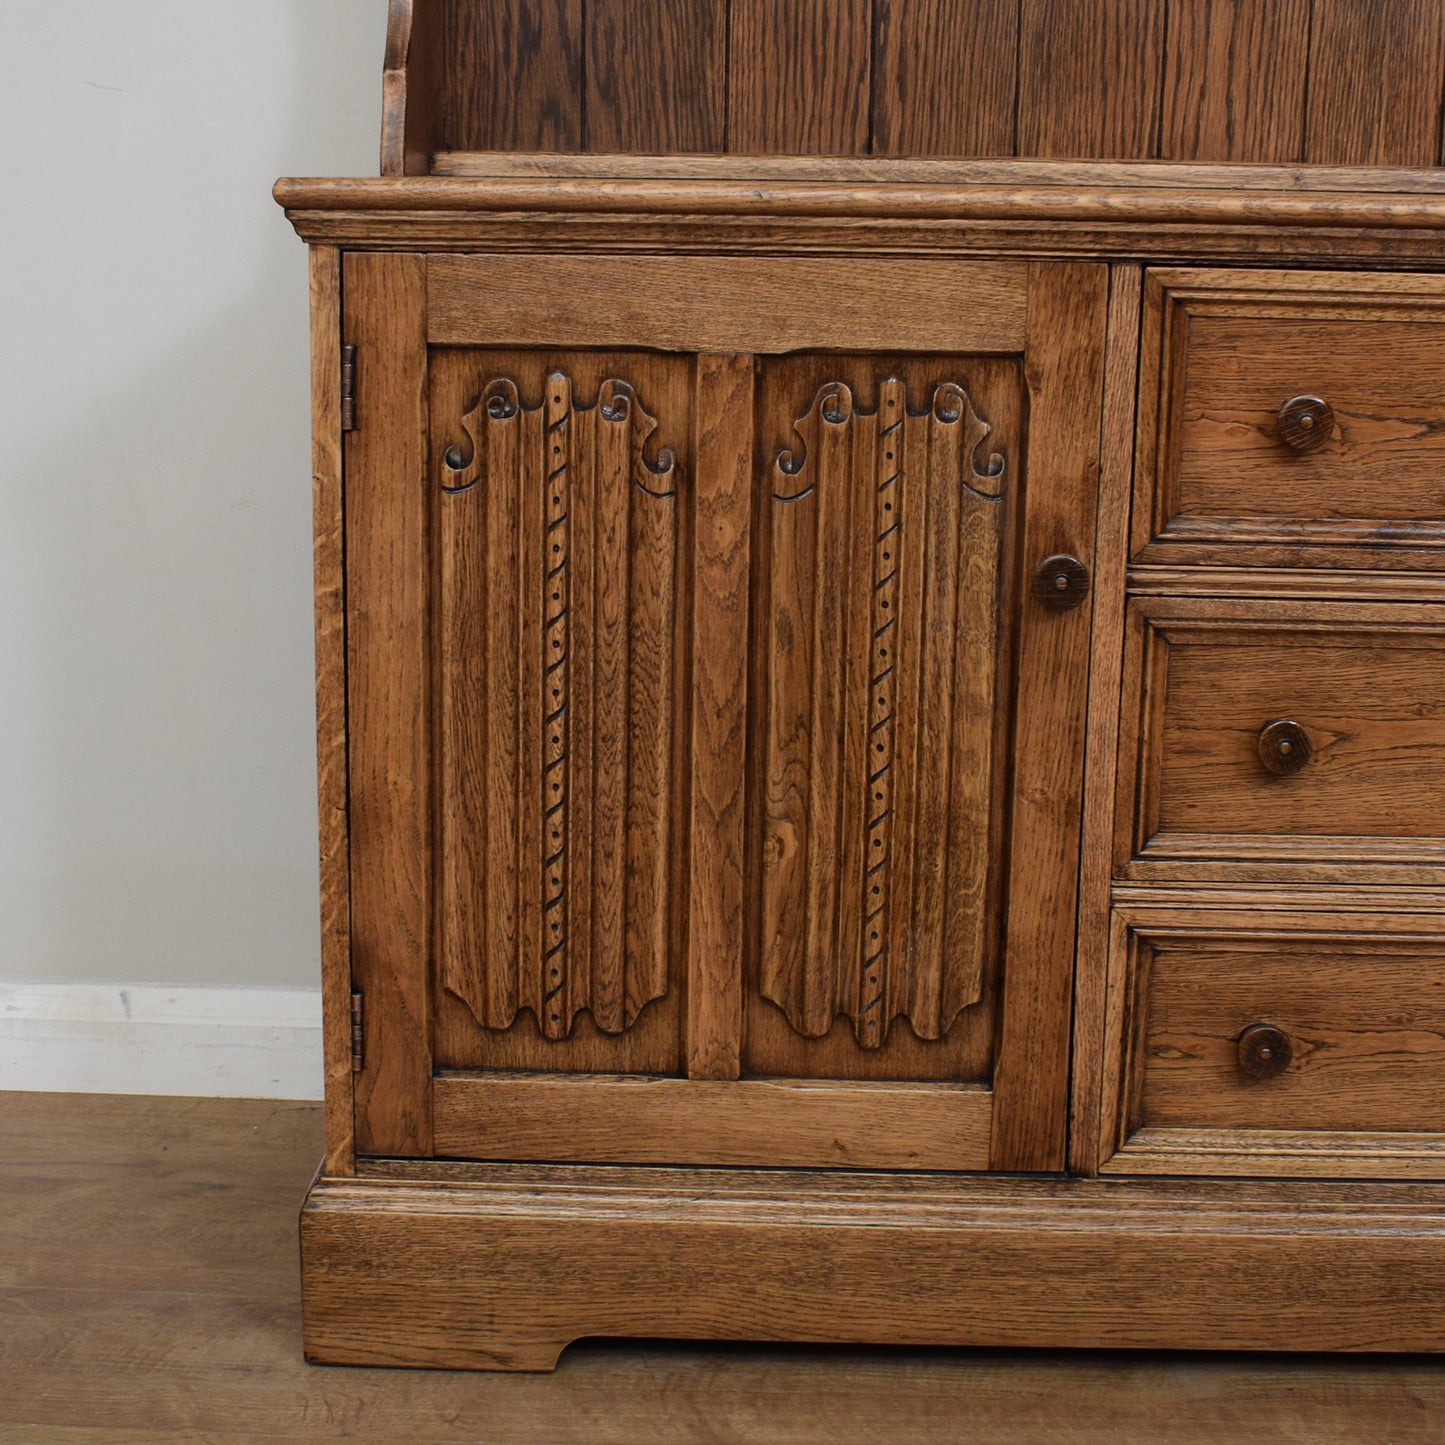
[1032,554,1090,611]
[1277,395,1335,453]
[1257,718,1312,776]
[1237,1023,1293,1081]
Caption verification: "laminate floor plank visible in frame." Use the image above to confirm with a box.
[2,1092,1445,1443]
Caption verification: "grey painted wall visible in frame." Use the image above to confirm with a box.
[0,3,382,988]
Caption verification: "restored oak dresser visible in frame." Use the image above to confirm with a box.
[277,1,1445,1367]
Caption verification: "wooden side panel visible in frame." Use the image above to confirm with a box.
[441,0,582,152]
[990,262,1110,1171]
[344,253,433,1157]
[1306,0,1445,167]
[1017,0,1164,158]
[585,0,726,153]
[1159,0,1310,162]
[436,366,682,1048]
[871,0,1019,157]
[310,247,354,1175]
[758,372,1009,1051]
[727,0,872,155]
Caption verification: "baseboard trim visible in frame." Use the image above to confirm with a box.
[0,983,322,1099]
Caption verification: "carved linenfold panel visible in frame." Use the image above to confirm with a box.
[762,377,1008,1048]
[438,371,679,1043]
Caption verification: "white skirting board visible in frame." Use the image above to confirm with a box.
[0,983,323,1099]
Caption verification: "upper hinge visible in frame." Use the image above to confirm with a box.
[341,344,357,432]
[350,990,364,1072]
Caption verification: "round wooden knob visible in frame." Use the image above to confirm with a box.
[1257,719,1312,776]
[1237,1023,1293,1081]
[1032,555,1090,611]
[1277,395,1335,453]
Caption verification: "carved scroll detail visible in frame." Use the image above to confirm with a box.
[761,378,1008,1049]
[438,373,679,1041]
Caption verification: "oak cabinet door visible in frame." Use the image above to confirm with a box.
[343,252,1108,1172]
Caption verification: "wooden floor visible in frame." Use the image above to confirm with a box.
[3,1096,1445,1444]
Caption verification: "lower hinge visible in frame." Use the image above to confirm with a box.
[341,344,357,432]
[350,990,365,1072]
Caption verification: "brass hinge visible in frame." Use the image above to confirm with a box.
[341,344,357,432]
[350,990,364,1072]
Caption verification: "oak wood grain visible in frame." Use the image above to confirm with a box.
[343,252,433,1157]
[989,262,1110,1171]
[1306,0,1445,167]
[302,1168,1445,1368]
[431,1073,993,1170]
[1017,0,1164,158]
[1068,263,1143,1176]
[426,254,1029,355]
[685,355,753,1080]
[584,0,725,154]
[308,246,353,1176]
[871,0,1018,158]
[1159,0,1310,162]
[440,0,582,152]
[726,0,871,155]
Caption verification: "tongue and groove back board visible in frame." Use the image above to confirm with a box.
[384,0,1445,171]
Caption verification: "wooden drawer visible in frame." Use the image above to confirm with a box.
[1100,901,1445,1179]
[1117,597,1445,882]
[1133,269,1445,572]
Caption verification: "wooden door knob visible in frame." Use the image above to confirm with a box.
[1257,719,1312,776]
[1237,1023,1293,1080]
[1277,395,1334,452]
[1032,555,1090,611]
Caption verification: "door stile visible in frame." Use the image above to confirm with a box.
[344,251,435,1156]
[989,261,1112,1171]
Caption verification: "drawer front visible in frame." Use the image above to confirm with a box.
[1101,904,1445,1178]
[1134,268,1445,571]
[1119,598,1445,880]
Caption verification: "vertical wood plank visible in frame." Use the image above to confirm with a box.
[343,252,432,1158]
[1018,0,1164,159]
[990,261,1110,1172]
[1305,0,1445,167]
[871,0,1019,156]
[1160,0,1310,162]
[443,0,583,152]
[686,355,754,1080]
[727,0,872,155]
[1069,264,1143,1175]
[516,401,546,1020]
[586,0,726,153]
[309,246,354,1177]
[382,0,445,174]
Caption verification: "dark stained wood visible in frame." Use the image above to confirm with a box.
[381,0,444,175]
[1017,0,1164,159]
[685,354,753,1080]
[1159,0,1310,163]
[343,252,433,1157]
[440,0,582,153]
[727,0,872,155]
[585,0,725,153]
[431,1074,994,1170]
[871,0,1018,157]
[308,246,353,1176]
[989,261,1110,1172]
[1306,0,1445,167]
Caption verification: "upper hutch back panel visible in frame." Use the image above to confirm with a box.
[386,0,1445,171]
